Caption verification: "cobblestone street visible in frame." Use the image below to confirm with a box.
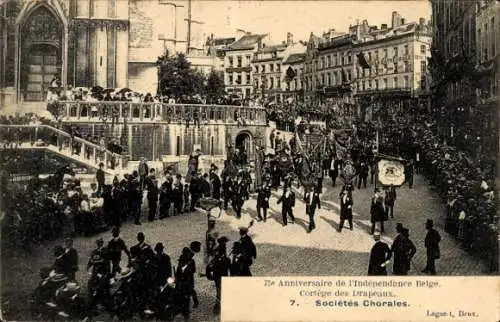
[1,175,491,321]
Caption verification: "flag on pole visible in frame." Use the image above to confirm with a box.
[357,52,371,69]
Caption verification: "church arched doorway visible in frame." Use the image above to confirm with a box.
[20,6,63,101]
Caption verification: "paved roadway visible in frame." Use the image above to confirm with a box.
[1,175,492,321]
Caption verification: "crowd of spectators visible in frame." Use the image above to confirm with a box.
[375,113,498,271]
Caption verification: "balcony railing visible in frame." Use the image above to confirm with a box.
[55,102,268,125]
[0,124,125,171]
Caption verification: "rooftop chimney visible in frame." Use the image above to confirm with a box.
[381,24,388,29]
[419,17,426,25]
[401,18,406,25]
[391,11,402,29]
[286,32,293,45]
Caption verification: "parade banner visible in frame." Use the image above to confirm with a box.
[221,277,499,322]
[377,157,406,187]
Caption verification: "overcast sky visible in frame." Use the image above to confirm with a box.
[175,0,431,44]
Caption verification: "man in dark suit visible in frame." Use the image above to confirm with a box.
[422,219,441,275]
[368,232,392,276]
[61,238,79,280]
[277,184,295,226]
[391,223,408,275]
[130,232,154,269]
[370,188,387,234]
[107,227,131,274]
[96,162,105,195]
[339,189,353,232]
[146,169,159,221]
[239,227,257,261]
[209,168,222,200]
[384,185,397,219]
[159,176,173,219]
[189,172,203,212]
[222,175,233,210]
[256,183,271,222]
[232,174,247,219]
[152,243,172,286]
[305,184,321,233]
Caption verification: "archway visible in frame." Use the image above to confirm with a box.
[19,5,63,101]
[235,131,254,163]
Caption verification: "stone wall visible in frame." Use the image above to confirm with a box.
[74,123,229,161]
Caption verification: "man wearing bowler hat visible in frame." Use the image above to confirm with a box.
[368,231,392,276]
[422,219,441,275]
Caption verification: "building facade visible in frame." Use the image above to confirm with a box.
[221,33,267,99]
[0,0,202,107]
[281,52,305,102]
[475,0,499,156]
[353,14,432,120]
[302,12,432,120]
[430,0,498,157]
[251,33,306,103]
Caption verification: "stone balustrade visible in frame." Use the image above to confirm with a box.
[55,101,268,125]
[0,124,125,172]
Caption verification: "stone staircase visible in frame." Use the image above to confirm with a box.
[0,124,125,176]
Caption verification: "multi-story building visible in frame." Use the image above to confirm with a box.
[353,13,432,120]
[302,12,432,120]
[0,0,188,106]
[430,0,479,154]
[475,0,499,156]
[221,32,267,99]
[251,32,306,103]
[313,32,357,111]
[302,32,321,102]
[251,42,287,101]
[281,51,306,102]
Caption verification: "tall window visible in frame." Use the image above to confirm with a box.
[237,56,242,67]
[404,76,409,88]
[420,45,426,54]
[277,77,281,89]
[270,64,274,72]
[229,57,234,67]
[404,61,410,72]
[348,54,352,64]
[394,47,399,57]
[246,74,251,84]
[491,17,496,57]
[394,62,399,73]
[383,48,388,58]
[420,61,427,74]
[375,79,379,90]
[229,75,233,84]
[333,54,337,66]
[393,77,398,88]
[404,45,409,55]
[383,78,388,89]
[326,56,330,68]
[237,74,242,84]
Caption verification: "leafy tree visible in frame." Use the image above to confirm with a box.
[157,53,205,98]
[205,70,226,103]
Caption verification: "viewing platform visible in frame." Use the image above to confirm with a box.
[54,101,268,126]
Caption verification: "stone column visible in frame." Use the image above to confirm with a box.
[95,23,108,87]
[115,26,128,88]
